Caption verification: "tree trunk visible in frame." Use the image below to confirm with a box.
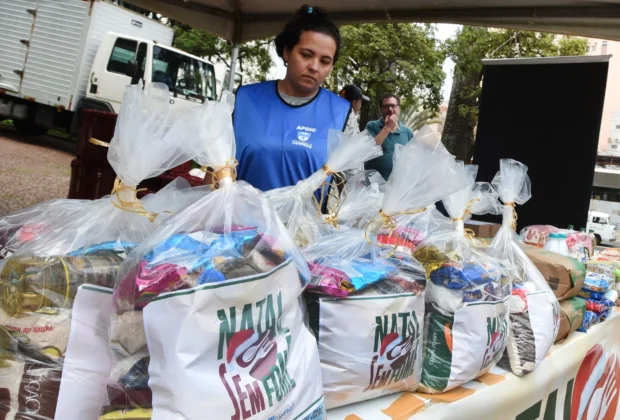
[441,68,479,162]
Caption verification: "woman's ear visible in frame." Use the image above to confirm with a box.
[283,48,290,66]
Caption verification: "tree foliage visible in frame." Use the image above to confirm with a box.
[442,27,587,161]
[172,27,274,82]
[326,23,445,128]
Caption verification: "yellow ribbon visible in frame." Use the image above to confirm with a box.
[110,177,161,223]
[365,207,428,257]
[452,198,486,247]
[504,202,518,231]
[312,166,347,229]
[89,137,110,147]
[201,158,238,190]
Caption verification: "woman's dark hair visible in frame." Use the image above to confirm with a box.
[275,5,341,64]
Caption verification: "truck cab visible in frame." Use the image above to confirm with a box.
[85,32,217,114]
[587,211,617,244]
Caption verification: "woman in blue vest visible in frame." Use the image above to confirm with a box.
[232,5,357,191]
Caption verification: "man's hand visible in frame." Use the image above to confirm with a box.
[384,114,398,133]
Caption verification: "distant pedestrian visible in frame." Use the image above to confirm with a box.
[364,94,414,180]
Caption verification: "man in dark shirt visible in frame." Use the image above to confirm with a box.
[364,94,414,180]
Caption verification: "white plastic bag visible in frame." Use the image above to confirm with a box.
[334,170,386,229]
[302,130,469,408]
[491,159,560,376]
[107,92,325,420]
[0,82,209,420]
[413,165,511,393]
[267,129,381,247]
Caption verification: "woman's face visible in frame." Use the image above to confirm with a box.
[283,31,336,95]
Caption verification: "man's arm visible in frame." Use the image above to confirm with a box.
[373,126,392,146]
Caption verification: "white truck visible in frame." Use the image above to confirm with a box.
[587,211,617,244]
[0,0,217,136]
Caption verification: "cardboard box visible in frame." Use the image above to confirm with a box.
[464,220,501,239]
[555,297,586,343]
[522,245,586,301]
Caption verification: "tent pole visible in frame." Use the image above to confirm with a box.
[228,43,240,92]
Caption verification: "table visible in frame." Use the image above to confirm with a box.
[328,311,620,420]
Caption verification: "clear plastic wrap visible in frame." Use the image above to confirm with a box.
[267,129,381,248]
[0,82,210,420]
[413,166,511,393]
[490,159,560,377]
[105,92,324,420]
[0,199,89,260]
[302,131,469,408]
[335,170,386,229]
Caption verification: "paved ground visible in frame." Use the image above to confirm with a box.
[0,127,75,216]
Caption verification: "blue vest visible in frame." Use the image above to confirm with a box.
[233,81,351,191]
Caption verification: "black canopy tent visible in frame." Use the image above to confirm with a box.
[127,0,620,90]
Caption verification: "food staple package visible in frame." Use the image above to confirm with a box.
[267,129,382,248]
[0,82,209,420]
[413,166,511,393]
[520,225,594,263]
[490,159,560,377]
[0,199,89,261]
[555,297,585,343]
[107,92,325,420]
[303,133,469,408]
[522,245,586,301]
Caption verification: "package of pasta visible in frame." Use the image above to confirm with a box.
[0,82,210,420]
[267,129,382,248]
[107,92,324,420]
[413,166,511,393]
[303,133,468,409]
[490,159,560,377]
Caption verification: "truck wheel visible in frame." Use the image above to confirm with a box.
[594,234,602,246]
[13,119,48,136]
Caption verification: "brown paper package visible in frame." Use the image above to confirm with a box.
[522,245,586,301]
[555,297,586,343]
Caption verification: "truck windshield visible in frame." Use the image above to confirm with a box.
[152,46,216,101]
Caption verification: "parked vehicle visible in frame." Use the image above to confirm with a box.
[0,0,218,136]
[587,211,617,244]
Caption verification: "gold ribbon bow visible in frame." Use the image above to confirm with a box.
[201,158,238,190]
[365,207,427,257]
[452,198,486,247]
[110,177,161,222]
[504,202,518,231]
[312,165,347,229]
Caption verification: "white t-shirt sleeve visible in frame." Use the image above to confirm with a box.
[344,111,360,136]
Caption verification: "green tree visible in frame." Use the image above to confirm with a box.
[326,23,445,129]
[173,26,273,82]
[400,102,442,132]
[443,28,587,161]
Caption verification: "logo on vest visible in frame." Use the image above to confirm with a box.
[292,126,316,149]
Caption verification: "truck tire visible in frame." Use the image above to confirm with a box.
[594,234,602,246]
[13,119,48,136]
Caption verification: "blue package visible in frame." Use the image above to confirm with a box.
[190,229,259,272]
[578,310,597,332]
[337,259,396,291]
[430,266,469,290]
[578,289,606,300]
[68,240,137,256]
[144,234,212,264]
[197,268,226,285]
[462,263,491,286]
[583,272,614,293]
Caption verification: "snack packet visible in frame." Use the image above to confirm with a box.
[414,166,511,393]
[490,159,560,377]
[107,92,324,419]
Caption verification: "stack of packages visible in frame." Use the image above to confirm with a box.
[576,265,617,331]
[589,250,620,304]
[520,225,593,264]
[0,82,210,420]
[490,159,560,376]
[303,130,468,408]
[267,129,382,248]
[521,246,586,342]
[106,92,325,419]
[413,165,512,393]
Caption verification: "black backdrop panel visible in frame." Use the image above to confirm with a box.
[473,60,608,231]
